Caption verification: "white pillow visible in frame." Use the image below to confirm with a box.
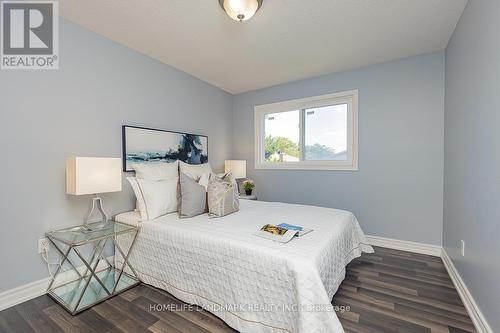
[179,161,212,181]
[127,177,148,221]
[127,176,178,221]
[131,161,179,181]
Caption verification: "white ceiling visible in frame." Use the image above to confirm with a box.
[59,0,467,94]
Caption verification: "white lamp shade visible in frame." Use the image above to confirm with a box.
[225,160,247,179]
[66,157,122,195]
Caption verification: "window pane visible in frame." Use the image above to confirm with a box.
[264,110,300,162]
[305,104,348,161]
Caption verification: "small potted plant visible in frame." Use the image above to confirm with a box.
[242,179,255,196]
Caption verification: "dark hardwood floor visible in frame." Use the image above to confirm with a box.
[333,246,476,333]
[0,246,476,333]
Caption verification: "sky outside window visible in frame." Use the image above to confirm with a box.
[305,104,347,160]
[264,110,300,144]
[264,105,347,162]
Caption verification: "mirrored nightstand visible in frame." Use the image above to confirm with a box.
[45,221,140,315]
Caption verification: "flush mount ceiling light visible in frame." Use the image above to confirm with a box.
[219,0,263,22]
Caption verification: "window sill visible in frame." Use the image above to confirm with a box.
[254,162,358,171]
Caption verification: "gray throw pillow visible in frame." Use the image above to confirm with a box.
[178,172,206,219]
[207,172,240,218]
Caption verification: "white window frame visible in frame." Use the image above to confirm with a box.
[254,90,358,171]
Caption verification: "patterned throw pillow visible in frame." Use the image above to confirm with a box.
[207,172,240,218]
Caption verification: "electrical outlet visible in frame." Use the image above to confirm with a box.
[460,240,465,257]
[38,237,49,254]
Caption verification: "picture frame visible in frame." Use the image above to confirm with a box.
[122,125,208,172]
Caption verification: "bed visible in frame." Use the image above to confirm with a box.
[115,199,373,333]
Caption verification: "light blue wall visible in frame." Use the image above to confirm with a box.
[233,52,445,245]
[443,1,500,331]
[0,20,233,292]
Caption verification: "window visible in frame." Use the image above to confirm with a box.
[254,90,358,170]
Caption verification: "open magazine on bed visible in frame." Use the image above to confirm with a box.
[255,223,313,243]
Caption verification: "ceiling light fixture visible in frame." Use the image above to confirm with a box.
[219,0,263,22]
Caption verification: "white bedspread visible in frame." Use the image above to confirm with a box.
[115,200,373,333]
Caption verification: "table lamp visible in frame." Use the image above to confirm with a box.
[225,160,247,193]
[66,157,122,231]
[225,160,247,179]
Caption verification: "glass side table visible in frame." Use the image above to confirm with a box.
[45,221,140,315]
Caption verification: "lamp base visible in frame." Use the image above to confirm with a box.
[83,195,110,232]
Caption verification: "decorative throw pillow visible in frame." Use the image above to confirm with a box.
[178,172,207,218]
[198,172,210,191]
[131,161,179,181]
[207,172,240,218]
[128,176,178,221]
[179,161,212,180]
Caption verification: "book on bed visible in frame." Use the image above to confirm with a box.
[255,224,313,243]
[276,223,313,237]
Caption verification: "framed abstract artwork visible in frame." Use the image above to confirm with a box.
[122,125,208,172]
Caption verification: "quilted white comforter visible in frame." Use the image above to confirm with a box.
[115,200,373,333]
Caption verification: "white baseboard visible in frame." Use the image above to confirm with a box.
[365,235,442,256]
[0,256,114,312]
[441,249,493,333]
[0,277,50,311]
